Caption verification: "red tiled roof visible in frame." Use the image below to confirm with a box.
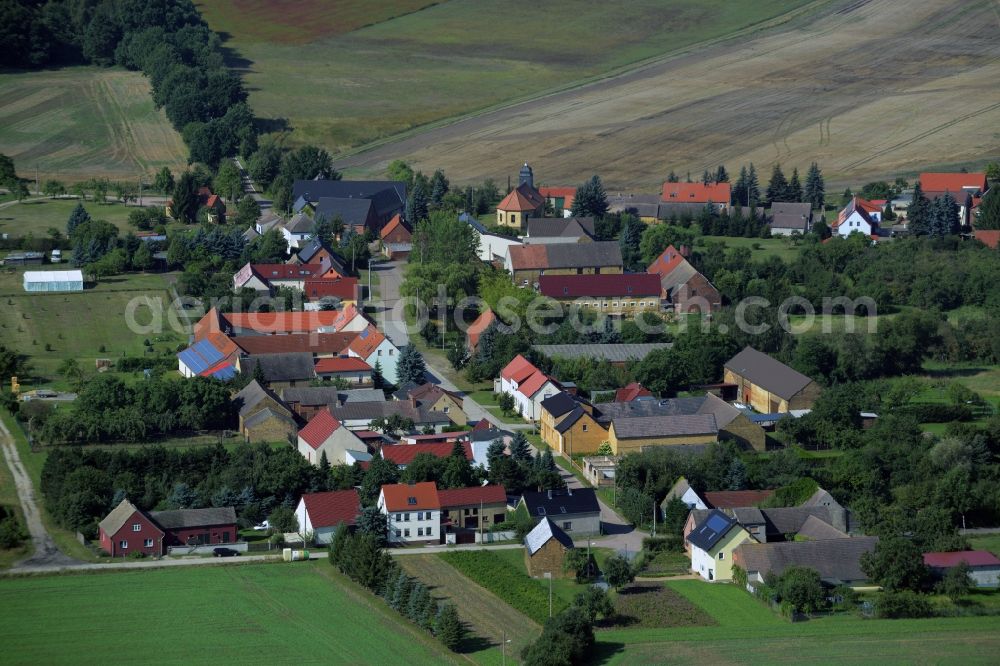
[299,409,342,450]
[647,244,686,277]
[703,489,775,509]
[315,356,372,373]
[508,244,548,270]
[304,278,359,301]
[402,432,468,443]
[225,311,342,334]
[923,550,1000,568]
[920,172,988,195]
[538,186,576,199]
[381,482,440,511]
[438,485,507,508]
[379,214,409,240]
[205,194,223,209]
[232,332,355,356]
[517,369,551,399]
[974,230,1000,249]
[661,182,731,204]
[467,308,496,349]
[381,442,472,466]
[854,197,882,214]
[538,273,661,299]
[498,183,545,212]
[347,325,386,359]
[302,489,361,528]
[500,354,537,383]
[472,418,493,431]
[615,382,652,402]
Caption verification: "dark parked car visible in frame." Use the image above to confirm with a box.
[213,547,239,557]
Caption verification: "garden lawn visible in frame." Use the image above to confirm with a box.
[0,563,452,664]
[0,198,142,239]
[0,269,184,386]
[699,235,803,263]
[969,535,1000,558]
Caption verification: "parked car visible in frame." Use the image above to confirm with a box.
[213,547,239,557]
[253,520,270,531]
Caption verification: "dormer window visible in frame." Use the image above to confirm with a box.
[537,507,546,516]
[407,497,417,505]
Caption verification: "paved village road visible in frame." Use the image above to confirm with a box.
[0,419,80,570]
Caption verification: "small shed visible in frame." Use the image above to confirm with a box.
[524,517,574,578]
[23,269,84,292]
[924,551,1000,588]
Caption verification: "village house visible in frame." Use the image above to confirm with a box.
[296,409,368,466]
[496,355,562,421]
[581,456,617,487]
[647,244,721,313]
[607,193,662,223]
[393,382,468,426]
[519,488,601,536]
[924,551,1000,588]
[328,399,451,433]
[238,352,316,389]
[438,485,508,540]
[920,172,989,225]
[98,499,238,557]
[496,163,546,227]
[378,482,441,545]
[615,382,653,402]
[290,239,350,274]
[292,179,407,233]
[280,386,384,420]
[768,202,813,235]
[176,335,239,380]
[525,517,575,578]
[660,181,731,214]
[303,277,360,306]
[277,212,314,249]
[505,242,624,286]
[380,442,474,469]
[833,196,883,238]
[687,509,756,582]
[232,262,323,292]
[313,356,374,385]
[295,489,361,545]
[462,215,523,264]
[724,346,821,413]
[345,326,400,385]
[231,332,356,358]
[734,537,878,587]
[539,392,606,455]
[538,186,577,217]
[607,414,719,454]
[523,217,594,244]
[537,273,662,316]
[233,380,297,443]
[466,308,496,353]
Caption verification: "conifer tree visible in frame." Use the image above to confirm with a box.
[746,164,760,205]
[396,345,427,385]
[66,202,91,237]
[715,165,729,183]
[788,167,803,202]
[766,164,788,204]
[908,182,931,235]
[510,431,532,462]
[701,169,712,185]
[975,188,1000,230]
[804,162,825,210]
[570,175,609,218]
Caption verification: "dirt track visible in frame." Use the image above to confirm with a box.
[340,0,1000,188]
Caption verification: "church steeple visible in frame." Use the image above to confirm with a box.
[519,162,534,189]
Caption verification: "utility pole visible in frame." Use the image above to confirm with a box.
[652,499,656,538]
[548,573,553,617]
[367,258,372,301]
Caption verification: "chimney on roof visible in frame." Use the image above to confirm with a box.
[567,488,573,496]
[547,489,553,500]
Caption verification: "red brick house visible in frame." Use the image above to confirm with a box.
[380,214,412,244]
[98,499,238,557]
[647,244,721,313]
[98,499,164,558]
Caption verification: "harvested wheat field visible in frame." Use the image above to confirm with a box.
[341,0,1000,189]
[0,68,187,183]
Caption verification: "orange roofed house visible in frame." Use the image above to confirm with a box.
[920,172,989,225]
[496,163,546,228]
[647,244,721,313]
[496,354,562,421]
[296,408,367,466]
[660,182,731,215]
[378,482,442,545]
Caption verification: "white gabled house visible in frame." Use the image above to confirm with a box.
[378,482,441,545]
[833,196,882,238]
[295,489,360,545]
[346,325,400,384]
[296,409,367,465]
[496,354,560,421]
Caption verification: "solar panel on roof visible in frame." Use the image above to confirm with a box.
[179,348,210,375]
[192,340,224,365]
[210,365,237,380]
[706,514,730,533]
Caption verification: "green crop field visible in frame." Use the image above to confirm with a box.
[0,563,452,664]
[595,580,1000,663]
[0,269,184,386]
[0,198,150,239]
[0,68,187,184]
[199,0,815,152]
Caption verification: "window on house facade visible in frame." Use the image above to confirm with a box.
[395,513,401,521]
[395,529,401,538]
[404,529,410,537]
[144,539,153,548]
[404,513,411,521]
[563,522,572,531]
[120,540,128,549]
[417,528,424,537]
[132,523,141,532]
[389,349,394,355]
[582,424,588,432]
[718,552,725,560]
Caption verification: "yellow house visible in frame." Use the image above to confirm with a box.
[396,383,468,427]
[724,346,821,414]
[607,415,719,455]
[687,510,757,582]
[539,392,607,454]
[505,242,624,286]
[497,164,546,228]
[537,273,662,317]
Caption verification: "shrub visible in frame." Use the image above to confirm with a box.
[642,535,684,553]
[875,590,933,618]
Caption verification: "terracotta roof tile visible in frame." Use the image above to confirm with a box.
[314,356,372,373]
[438,485,507,508]
[302,489,361,528]
[661,182,731,204]
[381,482,440,511]
[299,409,342,450]
[381,442,472,466]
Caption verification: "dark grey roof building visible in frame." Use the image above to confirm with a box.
[149,507,237,530]
[239,352,316,384]
[734,537,879,585]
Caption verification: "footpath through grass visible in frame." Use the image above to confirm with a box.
[0,562,452,664]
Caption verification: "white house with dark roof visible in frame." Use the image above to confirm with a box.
[687,509,756,581]
[518,488,601,536]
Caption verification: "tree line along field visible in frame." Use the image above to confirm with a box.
[0,68,187,184]
[200,0,816,152]
[0,198,149,240]
[0,563,453,664]
[338,0,1000,190]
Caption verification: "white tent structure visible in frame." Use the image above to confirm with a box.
[23,270,84,292]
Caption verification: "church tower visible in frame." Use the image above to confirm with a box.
[519,162,534,189]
